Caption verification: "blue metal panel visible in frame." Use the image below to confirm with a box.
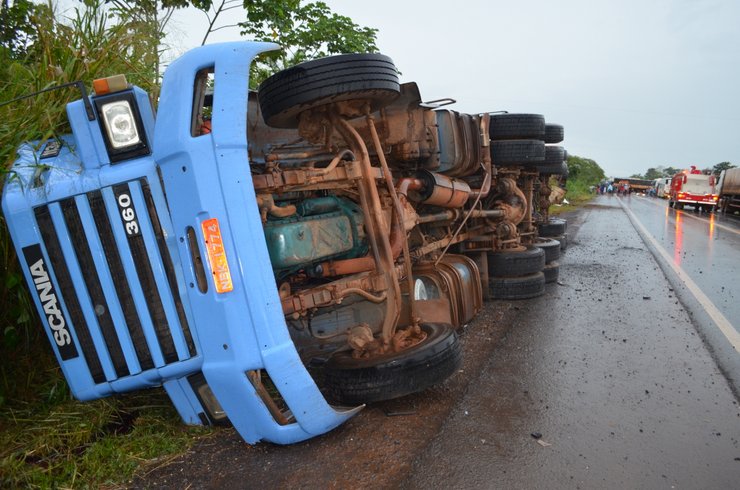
[48,202,119,383]
[74,194,143,374]
[162,378,206,425]
[154,42,362,444]
[127,180,191,362]
[2,193,107,401]
[100,186,167,369]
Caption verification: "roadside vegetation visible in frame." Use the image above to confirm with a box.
[550,154,606,214]
[626,161,735,180]
[0,0,377,487]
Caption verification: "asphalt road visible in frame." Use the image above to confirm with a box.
[403,197,739,489]
[139,197,740,489]
[618,194,740,387]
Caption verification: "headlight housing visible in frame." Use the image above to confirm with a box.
[101,101,140,149]
[94,90,150,163]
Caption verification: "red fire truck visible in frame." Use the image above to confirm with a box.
[668,166,718,212]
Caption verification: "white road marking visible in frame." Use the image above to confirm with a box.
[629,196,740,236]
[619,199,740,353]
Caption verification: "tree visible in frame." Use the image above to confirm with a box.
[712,161,735,175]
[106,0,380,90]
[239,0,379,87]
[0,0,41,60]
[644,167,663,180]
[662,166,679,177]
[566,155,606,183]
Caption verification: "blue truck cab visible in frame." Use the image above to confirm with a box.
[2,42,360,444]
[3,40,567,446]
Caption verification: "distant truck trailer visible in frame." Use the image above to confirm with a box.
[717,167,740,214]
[614,178,653,194]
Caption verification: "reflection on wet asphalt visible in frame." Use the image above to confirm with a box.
[403,198,740,489]
[622,195,740,332]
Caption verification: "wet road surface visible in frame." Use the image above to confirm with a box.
[403,198,739,488]
[139,199,740,489]
[621,194,740,335]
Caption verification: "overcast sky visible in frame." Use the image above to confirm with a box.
[165,0,740,178]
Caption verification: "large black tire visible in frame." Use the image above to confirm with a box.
[538,217,567,237]
[258,53,400,128]
[543,261,560,283]
[489,272,546,300]
[323,323,461,405]
[490,139,545,167]
[489,113,545,140]
[555,233,568,250]
[488,246,545,277]
[544,124,564,144]
[544,146,565,165]
[536,160,568,175]
[534,237,561,263]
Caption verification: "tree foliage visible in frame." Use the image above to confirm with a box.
[239,0,379,86]
[0,0,42,59]
[712,161,735,175]
[566,154,606,184]
[643,167,663,180]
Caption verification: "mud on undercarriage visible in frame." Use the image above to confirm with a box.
[243,52,567,403]
[2,42,568,444]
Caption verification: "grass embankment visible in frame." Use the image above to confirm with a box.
[1,3,207,487]
[549,154,605,215]
[550,179,596,215]
[0,383,208,487]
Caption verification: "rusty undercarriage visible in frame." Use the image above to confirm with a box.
[194,53,570,403]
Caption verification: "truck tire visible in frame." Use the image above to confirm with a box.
[489,272,546,300]
[544,146,565,166]
[258,53,400,128]
[488,246,545,277]
[491,139,545,167]
[534,237,561,263]
[489,113,545,140]
[544,124,564,144]
[555,233,568,250]
[561,161,570,178]
[538,217,567,237]
[536,161,568,175]
[323,323,461,405]
[543,261,560,283]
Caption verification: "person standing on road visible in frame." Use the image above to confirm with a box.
[607,183,614,194]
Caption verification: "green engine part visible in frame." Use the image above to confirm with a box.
[263,196,367,273]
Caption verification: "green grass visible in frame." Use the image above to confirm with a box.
[0,386,208,488]
[550,178,597,215]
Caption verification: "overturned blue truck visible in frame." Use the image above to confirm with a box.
[2,42,567,444]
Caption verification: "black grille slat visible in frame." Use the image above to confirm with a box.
[34,206,106,384]
[113,184,179,364]
[142,181,197,357]
[60,198,130,378]
[88,191,155,371]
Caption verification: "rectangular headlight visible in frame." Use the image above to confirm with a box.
[101,100,141,149]
[93,90,150,163]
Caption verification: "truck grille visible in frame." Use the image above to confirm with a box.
[33,179,196,383]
